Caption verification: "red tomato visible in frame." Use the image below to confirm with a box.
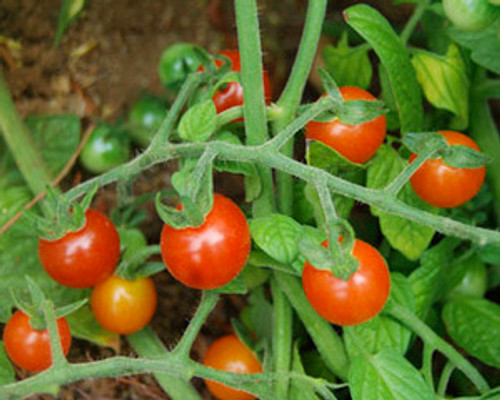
[409,130,486,208]
[3,310,71,372]
[305,86,386,163]
[203,334,262,400]
[302,238,391,326]
[91,275,157,334]
[211,50,272,116]
[160,194,251,289]
[38,209,121,288]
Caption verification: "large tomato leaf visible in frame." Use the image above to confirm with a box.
[344,4,423,133]
[348,349,434,400]
[344,274,415,358]
[443,298,500,368]
[366,145,436,260]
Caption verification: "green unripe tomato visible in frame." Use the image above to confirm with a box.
[80,123,130,174]
[158,43,203,89]
[443,0,500,31]
[127,96,167,147]
[449,260,487,299]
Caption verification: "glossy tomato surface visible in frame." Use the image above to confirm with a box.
[409,130,486,208]
[211,50,272,115]
[160,194,251,289]
[203,334,262,400]
[443,0,499,31]
[38,209,121,288]
[91,275,157,334]
[3,310,71,372]
[302,239,391,326]
[305,86,386,164]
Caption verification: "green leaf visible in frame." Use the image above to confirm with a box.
[210,272,247,295]
[344,4,423,132]
[240,286,274,345]
[411,44,469,129]
[0,184,32,226]
[323,32,372,90]
[307,137,363,172]
[66,305,120,350]
[441,144,491,168]
[54,0,86,45]
[366,145,435,260]
[247,250,301,276]
[0,341,15,385]
[178,100,217,142]
[25,115,81,178]
[290,344,322,400]
[409,238,459,319]
[344,274,414,358]
[348,349,434,400]
[448,25,500,73]
[250,214,302,265]
[478,243,500,264]
[443,298,500,368]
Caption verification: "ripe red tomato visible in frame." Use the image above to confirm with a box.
[3,310,71,372]
[203,334,262,400]
[305,86,387,164]
[211,50,272,115]
[409,130,486,208]
[160,194,251,289]
[90,275,157,334]
[38,209,121,288]
[302,238,391,326]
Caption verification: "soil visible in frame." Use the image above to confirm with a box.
[0,0,411,399]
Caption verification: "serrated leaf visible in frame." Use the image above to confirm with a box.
[409,238,459,319]
[366,145,435,260]
[348,349,434,400]
[250,214,302,265]
[0,341,15,385]
[323,32,372,90]
[448,25,500,73]
[344,4,423,132]
[411,44,469,129]
[25,115,81,178]
[443,298,500,368]
[66,305,120,351]
[344,274,415,358]
[306,140,363,173]
[178,100,217,142]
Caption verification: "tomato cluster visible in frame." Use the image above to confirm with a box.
[203,334,262,400]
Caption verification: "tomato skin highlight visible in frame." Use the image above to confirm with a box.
[211,50,272,116]
[305,86,386,164]
[409,130,486,208]
[302,239,391,326]
[160,194,251,290]
[203,334,262,400]
[38,209,121,288]
[3,310,71,372]
[91,275,157,334]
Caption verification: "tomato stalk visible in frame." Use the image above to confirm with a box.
[437,362,455,397]
[42,301,69,369]
[399,0,431,45]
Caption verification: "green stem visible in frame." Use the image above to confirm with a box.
[277,273,349,380]
[43,301,68,369]
[437,362,455,397]
[0,73,53,196]
[274,0,328,216]
[421,343,435,390]
[386,304,489,394]
[469,68,500,225]
[400,0,430,45]
[234,0,275,217]
[173,291,219,358]
[271,276,293,399]
[127,328,201,400]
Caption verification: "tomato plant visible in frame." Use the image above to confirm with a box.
[38,209,121,288]
[409,130,486,208]
[302,238,391,326]
[211,50,272,116]
[442,0,499,31]
[305,86,386,163]
[158,43,204,89]
[3,310,71,372]
[127,96,167,147]
[79,123,131,174]
[160,194,251,289]
[90,275,157,334]
[203,334,262,400]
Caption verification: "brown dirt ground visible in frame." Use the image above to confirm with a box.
[0,0,411,399]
